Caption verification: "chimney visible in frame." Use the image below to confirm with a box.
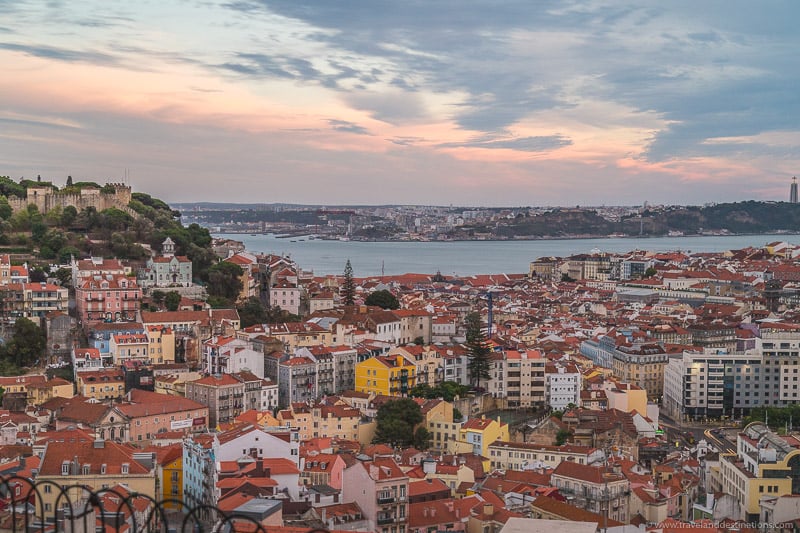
[483,503,494,516]
[321,509,327,524]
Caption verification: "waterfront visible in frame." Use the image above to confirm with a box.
[215,233,800,277]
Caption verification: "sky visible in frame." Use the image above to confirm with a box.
[1,1,799,207]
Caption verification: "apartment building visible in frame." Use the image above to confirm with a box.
[342,458,409,533]
[487,349,546,408]
[355,352,417,398]
[488,441,603,471]
[718,422,800,522]
[663,350,764,421]
[545,362,582,410]
[550,462,630,523]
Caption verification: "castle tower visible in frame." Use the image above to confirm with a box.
[791,177,798,204]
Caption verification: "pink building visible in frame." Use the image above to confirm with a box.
[114,389,208,443]
[343,458,409,533]
[75,273,141,325]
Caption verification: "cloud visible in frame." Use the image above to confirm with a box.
[439,135,572,152]
[327,119,371,135]
[0,42,119,65]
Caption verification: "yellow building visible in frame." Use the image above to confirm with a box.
[147,325,176,364]
[76,368,126,401]
[35,431,157,514]
[355,352,417,397]
[719,422,800,521]
[157,443,183,508]
[154,372,203,396]
[455,416,510,457]
[26,377,74,406]
[424,460,475,495]
[603,380,648,415]
[0,374,47,398]
[421,399,460,453]
[389,345,442,387]
[278,403,362,442]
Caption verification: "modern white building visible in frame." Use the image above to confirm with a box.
[545,362,582,410]
[663,349,764,421]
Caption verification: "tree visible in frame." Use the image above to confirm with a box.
[373,398,423,447]
[341,259,355,305]
[555,428,572,445]
[60,205,77,227]
[238,297,268,328]
[207,261,243,302]
[413,427,431,450]
[0,196,11,220]
[66,175,73,187]
[0,318,47,368]
[644,266,657,278]
[165,291,182,311]
[151,290,166,308]
[53,267,72,288]
[365,289,399,310]
[465,312,491,390]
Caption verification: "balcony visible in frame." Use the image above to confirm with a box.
[377,516,395,525]
[377,495,394,504]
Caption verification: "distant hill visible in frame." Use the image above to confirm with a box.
[457,201,800,238]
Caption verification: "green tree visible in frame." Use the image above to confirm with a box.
[53,267,72,288]
[341,259,356,305]
[644,266,657,278]
[207,261,243,302]
[0,196,11,220]
[465,312,491,390]
[555,428,572,445]
[60,205,78,227]
[165,291,182,311]
[413,426,431,450]
[238,297,268,328]
[57,245,81,265]
[151,290,166,308]
[373,398,423,447]
[0,318,47,368]
[66,175,73,187]
[365,289,400,310]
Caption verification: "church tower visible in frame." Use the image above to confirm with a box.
[161,237,176,258]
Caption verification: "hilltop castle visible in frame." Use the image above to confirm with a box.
[7,183,134,216]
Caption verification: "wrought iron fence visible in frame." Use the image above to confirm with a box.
[0,475,329,533]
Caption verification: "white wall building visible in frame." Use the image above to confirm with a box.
[545,362,582,410]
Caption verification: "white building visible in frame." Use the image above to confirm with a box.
[487,349,547,408]
[204,335,265,378]
[545,362,582,410]
[663,349,764,421]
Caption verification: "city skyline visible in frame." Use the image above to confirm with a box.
[1,1,798,206]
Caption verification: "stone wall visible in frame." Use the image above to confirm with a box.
[7,183,136,217]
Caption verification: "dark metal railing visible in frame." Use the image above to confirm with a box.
[0,475,331,533]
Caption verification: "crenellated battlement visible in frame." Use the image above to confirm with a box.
[7,183,135,217]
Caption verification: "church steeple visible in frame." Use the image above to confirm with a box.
[162,237,175,258]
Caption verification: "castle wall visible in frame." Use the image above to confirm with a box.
[7,184,136,217]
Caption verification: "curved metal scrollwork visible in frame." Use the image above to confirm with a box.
[0,475,332,533]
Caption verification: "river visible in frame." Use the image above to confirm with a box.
[214,233,800,277]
